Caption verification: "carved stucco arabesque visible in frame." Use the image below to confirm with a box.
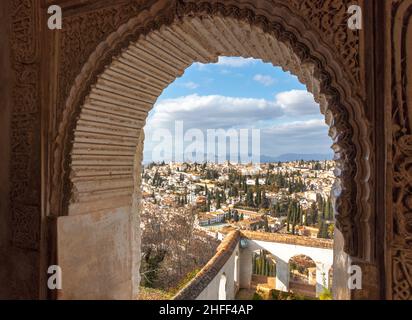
[389,0,412,301]
[8,0,41,298]
[10,0,41,249]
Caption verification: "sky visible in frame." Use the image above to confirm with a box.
[143,57,332,163]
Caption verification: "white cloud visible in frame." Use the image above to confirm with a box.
[144,92,331,160]
[147,94,284,131]
[215,57,257,68]
[146,90,322,133]
[253,74,276,86]
[180,81,199,89]
[260,119,331,156]
[275,89,319,116]
[193,57,258,71]
[266,119,327,135]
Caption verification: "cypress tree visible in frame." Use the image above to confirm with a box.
[287,204,292,232]
[247,189,254,207]
[255,188,261,207]
[328,198,333,220]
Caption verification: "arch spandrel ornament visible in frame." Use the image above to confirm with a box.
[50,0,373,298]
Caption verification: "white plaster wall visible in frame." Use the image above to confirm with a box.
[57,207,133,299]
[239,247,253,289]
[247,240,333,266]
[332,228,351,299]
[240,239,333,294]
[196,243,240,300]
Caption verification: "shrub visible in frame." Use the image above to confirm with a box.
[252,293,263,300]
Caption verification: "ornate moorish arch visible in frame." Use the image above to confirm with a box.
[49,0,373,299]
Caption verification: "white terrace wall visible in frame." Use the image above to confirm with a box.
[196,243,239,300]
[239,233,333,296]
[175,230,332,300]
[173,231,240,300]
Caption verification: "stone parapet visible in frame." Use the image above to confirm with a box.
[173,230,240,300]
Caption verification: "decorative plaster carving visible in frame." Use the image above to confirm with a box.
[10,0,41,250]
[389,0,412,300]
[288,0,363,85]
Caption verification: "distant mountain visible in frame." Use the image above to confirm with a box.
[261,153,333,162]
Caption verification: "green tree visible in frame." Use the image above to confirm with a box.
[318,221,329,239]
[222,190,227,203]
[233,210,240,222]
[328,224,335,239]
[247,189,255,207]
[255,188,262,207]
[255,175,260,187]
[216,192,221,209]
[287,204,292,232]
[263,216,270,232]
[319,274,332,300]
[262,192,270,209]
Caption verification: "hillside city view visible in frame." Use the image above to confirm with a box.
[139,58,336,300]
[140,160,335,300]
